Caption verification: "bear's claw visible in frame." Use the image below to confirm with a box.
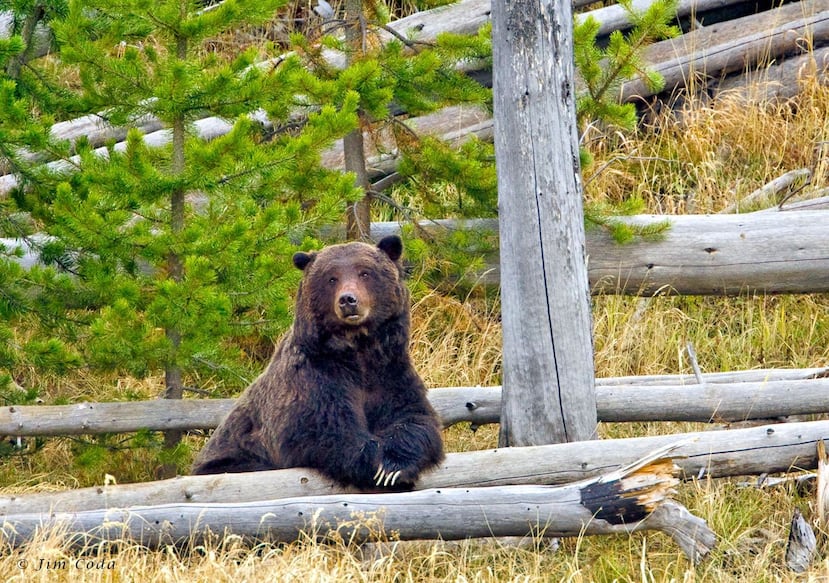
[374,465,402,487]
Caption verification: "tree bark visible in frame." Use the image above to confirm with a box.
[2,2,46,81]
[343,121,373,240]
[492,0,596,446]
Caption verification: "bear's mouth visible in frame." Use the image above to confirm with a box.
[337,306,369,325]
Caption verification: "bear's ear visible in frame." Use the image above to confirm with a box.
[293,251,315,271]
[377,235,403,262]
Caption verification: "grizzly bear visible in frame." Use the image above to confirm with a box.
[191,235,445,489]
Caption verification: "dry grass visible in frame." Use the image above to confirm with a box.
[3,64,829,583]
[583,72,829,214]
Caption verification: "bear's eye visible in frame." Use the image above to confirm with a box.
[328,276,338,285]
[359,270,371,279]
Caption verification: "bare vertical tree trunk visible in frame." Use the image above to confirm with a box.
[343,120,372,240]
[158,32,188,479]
[343,0,372,241]
[493,0,597,446]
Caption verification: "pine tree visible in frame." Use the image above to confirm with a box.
[574,0,680,131]
[0,2,68,396]
[1,0,490,475]
[10,0,360,475]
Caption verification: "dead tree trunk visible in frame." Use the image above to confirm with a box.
[492,0,597,446]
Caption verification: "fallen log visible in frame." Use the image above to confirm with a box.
[578,0,749,37]
[596,367,829,386]
[584,211,829,295]
[2,419,827,516]
[720,169,812,214]
[0,445,716,562]
[714,45,829,103]
[597,377,829,423]
[3,372,828,436]
[758,193,829,213]
[621,0,829,102]
[370,210,829,294]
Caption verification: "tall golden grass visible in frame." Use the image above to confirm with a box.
[2,74,829,583]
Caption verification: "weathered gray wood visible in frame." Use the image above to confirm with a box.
[380,210,829,295]
[597,367,829,386]
[576,0,748,37]
[0,447,715,562]
[597,378,829,422]
[785,508,817,573]
[9,211,829,294]
[492,0,597,447]
[758,193,829,213]
[720,169,812,214]
[587,211,829,295]
[389,211,829,295]
[3,420,829,518]
[3,373,829,436]
[715,46,829,103]
[818,441,829,530]
[0,399,235,437]
[621,0,829,102]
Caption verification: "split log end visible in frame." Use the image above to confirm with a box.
[578,444,714,564]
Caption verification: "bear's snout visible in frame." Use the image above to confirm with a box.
[339,292,358,308]
[336,289,369,324]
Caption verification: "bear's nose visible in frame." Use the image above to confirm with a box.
[338,292,358,307]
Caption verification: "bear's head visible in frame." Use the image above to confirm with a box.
[291,236,407,347]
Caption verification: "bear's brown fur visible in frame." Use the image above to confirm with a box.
[191,235,445,489]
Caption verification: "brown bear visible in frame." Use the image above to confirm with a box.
[191,235,445,489]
